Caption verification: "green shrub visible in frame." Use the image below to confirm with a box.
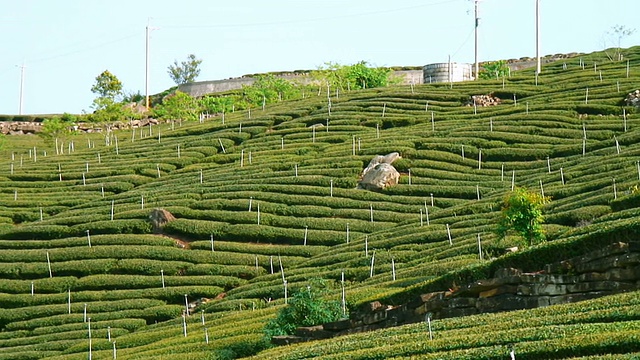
[263,278,344,339]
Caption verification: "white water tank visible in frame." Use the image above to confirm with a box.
[423,63,474,84]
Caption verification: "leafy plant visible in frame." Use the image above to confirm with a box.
[153,91,198,122]
[167,54,202,85]
[263,278,343,339]
[478,60,509,80]
[91,70,123,109]
[497,187,550,247]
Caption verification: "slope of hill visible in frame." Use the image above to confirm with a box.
[0,47,639,359]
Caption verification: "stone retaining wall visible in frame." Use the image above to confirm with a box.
[273,241,640,345]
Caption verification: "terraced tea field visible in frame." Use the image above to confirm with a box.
[1,47,640,359]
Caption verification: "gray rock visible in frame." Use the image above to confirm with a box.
[358,152,401,190]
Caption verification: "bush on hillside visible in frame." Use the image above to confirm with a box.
[263,279,343,340]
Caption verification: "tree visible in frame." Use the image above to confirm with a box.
[168,54,202,85]
[91,70,123,108]
[311,61,391,91]
[478,60,510,80]
[497,187,550,247]
[200,95,234,114]
[603,25,636,61]
[153,91,198,122]
[243,74,297,107]
[38,115,75,142]
[263,279,343,339]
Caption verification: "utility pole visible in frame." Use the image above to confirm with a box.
[535,0,541,75]
[474,0,480,80]
[145,19,158,110]
[17,62,26,115]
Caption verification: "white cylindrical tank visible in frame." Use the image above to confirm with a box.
[423,63,474,84]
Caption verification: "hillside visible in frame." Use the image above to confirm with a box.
[0,47,640,359]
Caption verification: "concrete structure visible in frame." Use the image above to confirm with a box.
[423,62,474,84]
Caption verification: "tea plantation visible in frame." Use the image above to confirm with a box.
[1,47,640,359]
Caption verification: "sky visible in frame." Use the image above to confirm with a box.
[0,0,638,115]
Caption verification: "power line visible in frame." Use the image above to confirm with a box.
[162,0,464,30]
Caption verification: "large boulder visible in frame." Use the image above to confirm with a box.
[625,90,640,109]
[149,208,176,233]
[358,152,401,190]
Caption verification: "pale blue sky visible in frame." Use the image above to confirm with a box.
[0,0,638,115]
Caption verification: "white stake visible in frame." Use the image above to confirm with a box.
[426,313,433,340]
[352,135,356,156]
[68,288,71,314]
[204,328,209,344]
[255,255,259,273]
[391,258,396,281]
[248,197,252,212]
[240,149,244,167]
[84,303,87,322]
[39,207,43,221]
[182,314,187,337]
[210,234,214,252]
[200,169,203,184]
[110,200,114,221]
[113,341,116,360]
[540,179,545,198]
[623,109,627,132]
[346,223,350,243]
[101,184,104,198]
[382,103,386,117]
[218,138,226,153]
[430,193,434,207]
[585,88,589,104]
[304,226,308,246]
[477,233,483,260]
[613,178,617,200]
[583,138,586,156]
[31,281,34,296]
[177,145,181,158]
[295,164,298,177]
[370,251,375,277]
[615,136,620,154]
[281,137,284,150]
[98,153,101,164]
[461,144,465,159]
[284,280,288,304]
[408,169,412,185]
[547,156,551,173]
[561,167,565,185]
[365,235,369,257]
[46,251,52,278]
[330,179,333,197]
[478,149,482,169]
[88,317,92,360]
[341,271,346,316]
[637,161,640,181]
[501,163,504,181]
[490,118,493,132]
[161,269,165,289]
[86,230,91,248]
[82,173,86,186]
[270,256,274,274]
[446,224,452,245]
[376,123,380,138]
[420,208,423,227]
[425,206,430,226]
[257,204,261,225]
[431,112,435,131]
[476,184,480,200]
[369,204,374,223]
[107,326,111,342]
[184,294,189,316]
[511,170,515,191]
